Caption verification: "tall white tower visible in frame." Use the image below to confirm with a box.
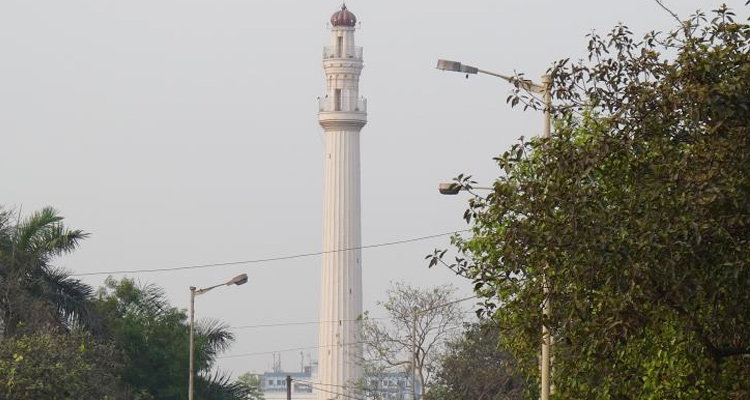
[317,4,366,398]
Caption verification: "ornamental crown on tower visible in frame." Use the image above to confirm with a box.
[330,4,356,27]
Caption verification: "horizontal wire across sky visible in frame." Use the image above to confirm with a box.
[72,229,470,277]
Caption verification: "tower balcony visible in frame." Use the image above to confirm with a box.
[318,95,367,113]
[323,46,363,60]
[318,95,367,129]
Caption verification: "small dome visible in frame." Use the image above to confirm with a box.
[331,4,356,27]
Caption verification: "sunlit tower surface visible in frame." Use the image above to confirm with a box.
[317,4,367,399]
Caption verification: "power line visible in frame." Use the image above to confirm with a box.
[72,229,469,277]
[222,319,473,359]
[294,379,351,390]
[230,309,478,331]
[306,383,367,400]
[231,316,390,331]
[297,379,410,396]
[219,341,366,359]
[300,379,372,400]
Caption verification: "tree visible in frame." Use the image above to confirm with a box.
[427,321,526,400]
[235,372,265,400]
[363,283,465,400]
[93,277,244,400]
[0,207,92,338]
[0,330,124,399]
[430,3,750,398]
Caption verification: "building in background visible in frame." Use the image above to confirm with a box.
[258,359,415,400]
[363,372,415,400]
[260,367,317,400]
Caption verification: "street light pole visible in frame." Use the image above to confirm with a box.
[540,73,553,400]
[188,273,249,400]
[436,59,554,400]
[189,286,196,400]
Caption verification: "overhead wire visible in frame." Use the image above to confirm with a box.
[224,299,478,357]
[72,229,469,277]
[305,383,367,400]
[219,341,366,359]
[222,320,474,359]
[230,311,474,331]
[295,378,411,398]
[231,316,391,331]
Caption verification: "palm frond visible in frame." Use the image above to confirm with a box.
[195,318,235,359]
[40,266,94,327]
[14,207,64,252]
[197,369,253,400]
[13,207,88,261]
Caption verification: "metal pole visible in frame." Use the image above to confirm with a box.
[189,287,196,400]
[286,375,292,400]
[540,74,552,400]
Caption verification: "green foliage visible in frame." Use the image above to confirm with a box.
[0,208,247,399]
[93,277,242,400]
[235,372,265,400]
[431,4,750,399]
[428,321,526,400]
[0,331,123,399]
[0,207,92,337]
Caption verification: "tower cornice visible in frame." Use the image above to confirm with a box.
[318,112,367,130]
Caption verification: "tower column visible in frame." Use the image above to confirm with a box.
[317,5,366,399]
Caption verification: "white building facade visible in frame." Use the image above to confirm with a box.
[317,4,367,400]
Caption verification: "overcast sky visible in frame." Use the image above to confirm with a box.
[1,0,744,376]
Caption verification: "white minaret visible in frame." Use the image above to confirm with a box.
[317,4,366,399]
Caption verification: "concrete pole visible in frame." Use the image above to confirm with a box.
[189,287,196,400]
[540,74,552,400]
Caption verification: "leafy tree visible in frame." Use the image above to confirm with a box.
[428,321,526,400]
[363,283,465,400]
[0,207,92,337]
[0,330,123,399]
[235,372,265,400]
[430,3,750,398]
[93,278,243,400]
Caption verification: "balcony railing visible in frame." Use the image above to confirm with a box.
[318,95,367,113]
[323,46,363,60]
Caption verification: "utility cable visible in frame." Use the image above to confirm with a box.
[222,319,471,359]
[231,316,391,331]
[219,341,366,359]
[230,309,477,332]
[297,379,409,396]
[305,383,367,400]
[72,229,469,277]
[295,378,397,394]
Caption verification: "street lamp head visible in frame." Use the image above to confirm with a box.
[227,273,249,286]
[438,182,462,195]
[436,59,478,75]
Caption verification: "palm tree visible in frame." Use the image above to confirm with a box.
[0,206,92,337]
[94,278,245,400]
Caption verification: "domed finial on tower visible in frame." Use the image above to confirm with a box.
[331,4,356,27]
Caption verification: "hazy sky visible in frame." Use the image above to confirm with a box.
[1,0,743,376]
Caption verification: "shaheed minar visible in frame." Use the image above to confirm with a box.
[317,3,367,399]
